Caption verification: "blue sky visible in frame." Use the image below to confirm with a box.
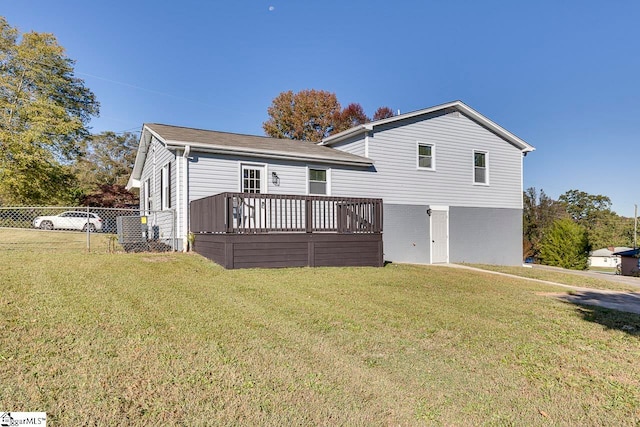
[4,1,640,216]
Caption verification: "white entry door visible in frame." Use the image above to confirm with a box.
[430,208,449,263]
[240,165,266,228]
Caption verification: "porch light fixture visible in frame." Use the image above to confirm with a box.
[427,208,432,216]
[272,171,280,186]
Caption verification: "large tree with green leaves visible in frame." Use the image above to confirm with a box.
[539,218,590,270]
[559,189,612,223]
[0,17,99,205]
[73,131,139,207]
[558,189,633,249]
[523,187,568,260]
[74,131,138,191]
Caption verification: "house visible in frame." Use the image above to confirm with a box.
[127,100,535,267]
[588,247,632,268]
[613,248,640,276]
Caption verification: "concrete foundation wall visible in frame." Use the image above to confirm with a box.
[383,204,430,264]
[382,204,522,266]
[449,206,522,265]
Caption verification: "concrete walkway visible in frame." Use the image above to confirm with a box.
[445,264,640,315]
[532,264,640,289]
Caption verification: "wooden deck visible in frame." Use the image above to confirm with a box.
[190,193,383,269]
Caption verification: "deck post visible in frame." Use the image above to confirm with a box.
[305,198,313,233]
[374,200,383,233]
[226,193,234,233]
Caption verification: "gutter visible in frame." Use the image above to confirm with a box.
[164,143,374,167]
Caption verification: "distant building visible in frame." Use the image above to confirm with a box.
[588,247,633,268]
[612,248,640,276]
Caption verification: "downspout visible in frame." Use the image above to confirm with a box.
[152,140,157,228]
[175,149,181,250]
[182,145,191,251]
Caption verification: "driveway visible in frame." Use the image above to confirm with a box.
[449,264,640,315]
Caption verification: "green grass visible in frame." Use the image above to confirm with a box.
[588,266,617,273]
[468,264,637,292]
[1,230,639,425]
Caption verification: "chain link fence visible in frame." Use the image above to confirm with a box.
[0,207,176,253]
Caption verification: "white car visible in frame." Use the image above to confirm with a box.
[33,211,103,232]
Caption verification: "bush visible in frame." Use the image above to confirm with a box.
[539,219,590,270]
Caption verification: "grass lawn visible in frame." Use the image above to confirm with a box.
[1,231,639,425]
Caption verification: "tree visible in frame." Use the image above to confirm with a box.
[373,106,395,120]
[74,131,138,190]
[539,218,590,270]
[558,189,633,249]
[73,131,139,206]
[263,89,395,142]
[559,189,612,223]
[522,187,567,260]
[263,89,340,142]
[331,102,369,135]
[81,184,138,208]
[0,17,99,205]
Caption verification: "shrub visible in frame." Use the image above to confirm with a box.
[539,218,590,270]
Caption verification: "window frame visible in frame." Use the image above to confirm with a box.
[307,167,330,195]
[473,150,489,185]
[144,178,152,212]
[416,142,436,171]
[161,163,171,210]
[239,162,267,194]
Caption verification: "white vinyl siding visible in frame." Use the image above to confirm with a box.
[330,111,523,209]
[327,135,366,157]
[140,137,175,212]
[188,154,308,203]
[138,136,177,243]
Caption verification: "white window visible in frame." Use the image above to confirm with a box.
[473,151,488,184]
[309,168,328,195]
[417,143,435,170]
[144,178,152,212]
[161,164,171,209]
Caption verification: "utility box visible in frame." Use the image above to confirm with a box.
[116,216,148,252]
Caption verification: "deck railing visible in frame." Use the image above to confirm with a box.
[190,192,383,234]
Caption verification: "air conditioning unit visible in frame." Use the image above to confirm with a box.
[116,216,148,252]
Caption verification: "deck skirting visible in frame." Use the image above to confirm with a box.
[193,233,383,269]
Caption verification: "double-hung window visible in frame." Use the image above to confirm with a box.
[417,143,435,170]
[473,151,488,184]
[161,163,171,209]
[144,178,152,212]
[309,169,328,195]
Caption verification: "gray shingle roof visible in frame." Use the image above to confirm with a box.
[145,123,373,166]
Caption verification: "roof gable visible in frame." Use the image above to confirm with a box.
[321,100,535,153]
